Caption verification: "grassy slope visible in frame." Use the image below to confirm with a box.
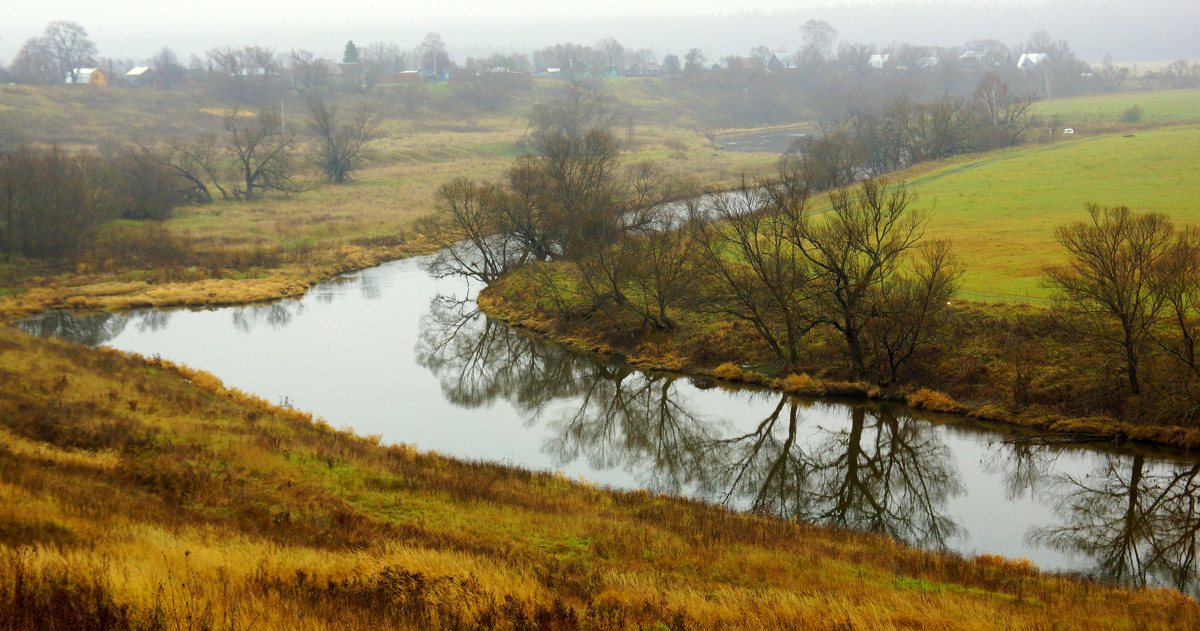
[1030,88,1200,126]
[0,323,1196,630]
[891,125,1200,301]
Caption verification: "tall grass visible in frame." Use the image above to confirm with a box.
[0,324,1196,629]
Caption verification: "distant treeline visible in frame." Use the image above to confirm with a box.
[5,20,1199,128]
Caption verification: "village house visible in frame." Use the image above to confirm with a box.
[66,68,109,87]
[1017,53,1049,71]
[868,54,894,70]
[383,70,421,84]
[959,50,1001,67]
[766,54,788,73]
[125,66,156,87]
[627,62,662,77]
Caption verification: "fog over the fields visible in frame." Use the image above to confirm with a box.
[2,0,1198,66]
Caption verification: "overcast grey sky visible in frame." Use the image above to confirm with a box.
[3,0,1198,66]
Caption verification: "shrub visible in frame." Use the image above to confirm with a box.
[0,145,103,259]
[906,388,962,413]
[782,373,826,396]
[88,222,194,270]
[1121,105,1144,124]
[99,143,185,220]
[975,553,1039,576]
[711,362,743,381]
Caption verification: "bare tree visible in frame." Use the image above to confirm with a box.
[971,72,1037,150]
[861,238,961,384]
[290,49,333,96]
[528,82,619,147]
[837,42,875,78]
[424,178,524,283]
[456,57,524,111]
[223,107,300,200]
[624,211,695,330]
[595,38,626,69]
[419,32,452,75]
[43,21,97,83]
[683,48,707,80]
[1148,229,1200,405]
[689,173,819,366]
[362,41,406,89]
[99,142,185,220]
[799,19,838,64]
[781,131,865,192]
[160,133,229,203]
[150,47,188,89]
[9,37,60,84]
[207,46,280,100]
[795,178,936,381]
[1044,205,1175,396]
[306,98,380,183]
[661,54,681,75]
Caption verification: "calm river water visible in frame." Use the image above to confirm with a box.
[716,125,817,153]
[18,255,1200,596]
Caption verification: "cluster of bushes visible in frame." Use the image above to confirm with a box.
[0,144,183,262]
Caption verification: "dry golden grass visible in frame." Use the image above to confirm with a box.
[0,97,773,321]
[1,324,1197,629]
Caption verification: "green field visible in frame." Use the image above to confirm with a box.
[899,125,1200,301]
[1030,89,1200,126]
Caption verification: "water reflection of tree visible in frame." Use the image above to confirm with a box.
[231,301,304,333]
[711,402,964,548]
[543,372,722,494]
[982,441,1060,501]
[133,310,173,334]
[17,311,132,346]
[416,296,964,546]
[416,294,595,409]
[1029,452,1200,595]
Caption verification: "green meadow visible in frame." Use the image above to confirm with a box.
[1030,88,1200,126]
[900,125,1200,301]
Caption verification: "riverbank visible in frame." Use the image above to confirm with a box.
[0,238,439,323]
[0,323,1196,630]
[478,275,1200,451]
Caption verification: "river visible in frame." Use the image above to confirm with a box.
[17,255,1200,596]
[715,125,817,153]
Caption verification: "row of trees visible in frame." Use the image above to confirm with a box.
[150,97,378,203]
[428,85,960,385]
[783,72,1037,190]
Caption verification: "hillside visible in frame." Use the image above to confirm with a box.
[0,324,1195,630]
